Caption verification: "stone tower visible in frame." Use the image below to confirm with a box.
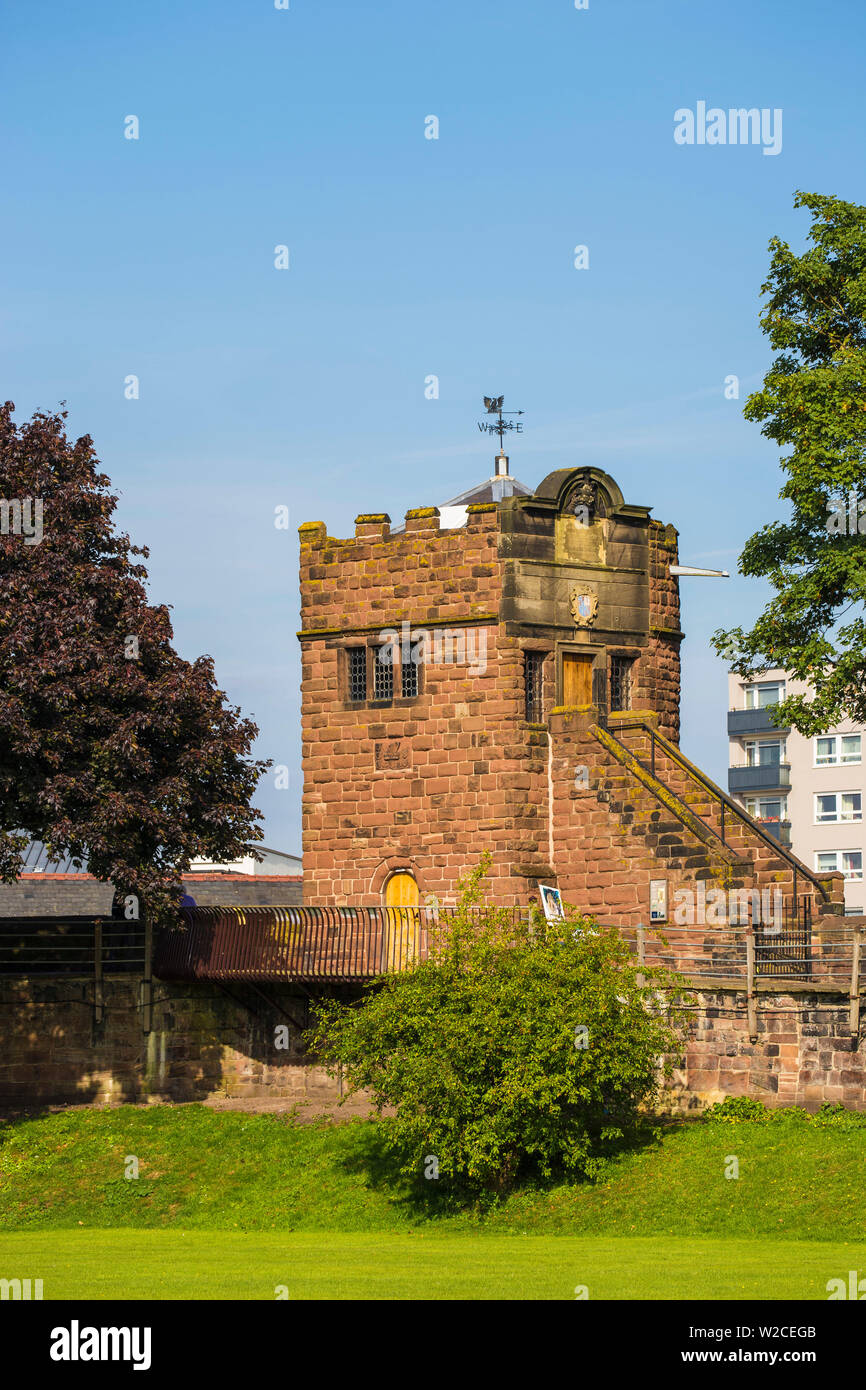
[297,463,701,912]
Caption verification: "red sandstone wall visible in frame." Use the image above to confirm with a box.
[618,723,838,912]
[666,987,866,1113]
[645,520,682,743]
[0,976,334,1108]
[300,506,536,905]
[548,706,731,923]
[2,975,864,1114]
[299,497,687,909]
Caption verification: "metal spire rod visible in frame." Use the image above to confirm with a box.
[478,394,524,453]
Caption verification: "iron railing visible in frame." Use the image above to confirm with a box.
[153,900,832,986]
[0,900,831,989]
[0,916,146,976]
[617,898,810,980]
[153,905,531,983]
[4,903,864,1041]
[619,911,866,1040]
[754,896,812,979]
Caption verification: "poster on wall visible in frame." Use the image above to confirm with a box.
[650,879,668,923]
[539,884,565,921]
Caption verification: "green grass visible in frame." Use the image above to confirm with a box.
[2,1105,865,1299]
[1,1229,863,1300]
[1,1102,866,1241]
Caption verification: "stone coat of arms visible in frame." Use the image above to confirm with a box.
[570,585,599,629]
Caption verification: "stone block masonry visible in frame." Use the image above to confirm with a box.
[297,462,842,942]
[0,975,336,1108]
[3,972,865,1114]
[0,875,303,918]
[3,459,855,1113]
[664,984,866,1113]
[548,707,843,928]
[299,466,683,907]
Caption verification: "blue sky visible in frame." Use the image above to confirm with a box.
[3,0,864,854]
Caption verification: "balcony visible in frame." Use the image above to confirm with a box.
[727,707,791,736]
[728,763,791,794]
[753,818,792,847]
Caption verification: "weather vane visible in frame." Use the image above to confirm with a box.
[477,394,524,451]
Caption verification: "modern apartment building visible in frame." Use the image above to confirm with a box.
[727,670,866,914]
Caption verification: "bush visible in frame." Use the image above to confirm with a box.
[704,1096,866,1128]
[703,1096,770,1124]
[307,858,685,1195]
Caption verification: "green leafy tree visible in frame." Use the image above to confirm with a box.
[0,402,269,917]
[307,858,684,1196]
[713,191,866,734]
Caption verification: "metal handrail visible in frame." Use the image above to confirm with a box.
[609,719,829,900]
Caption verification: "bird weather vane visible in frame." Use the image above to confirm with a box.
[477,394,524,451]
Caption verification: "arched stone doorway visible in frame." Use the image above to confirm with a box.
[384,871,419,907]
[383,871,419,967]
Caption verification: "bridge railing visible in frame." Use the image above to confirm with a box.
[152,903,866,995]
[153,905,503,982]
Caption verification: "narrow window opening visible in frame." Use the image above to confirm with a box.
[401,643,420,698]
[347,647,367,702]
[524,651,545,723]
[610,656,634,712]
[374,645,394,701]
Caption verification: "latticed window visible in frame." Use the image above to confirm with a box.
[374,644,394,701]
[610,655,633,711]
[347,647,367,702]
[524,651,545,723]
[401,643,420,698]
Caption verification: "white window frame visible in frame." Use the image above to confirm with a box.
[815,850,864,881]
[814,733,862,767]
[814,791,863,825]
[744,737,786,767]
[743,681,785,710]
[745,795,788,822]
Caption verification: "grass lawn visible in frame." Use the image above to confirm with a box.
[2,1104,865,1298]
[1,1229,863,1300]
[3,1103,866,1239]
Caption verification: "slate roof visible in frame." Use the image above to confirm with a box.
[19,841,89,874]
[389,469,533,534]
[18,841,300,876]
[438,473,533,507]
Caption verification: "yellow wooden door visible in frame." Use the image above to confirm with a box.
[384,872,419,969]
[562,653,593,707]
[385,873,419,907]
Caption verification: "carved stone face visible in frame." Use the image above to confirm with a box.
[570,478,601,524]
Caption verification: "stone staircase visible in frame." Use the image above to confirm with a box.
[595,714,833,913]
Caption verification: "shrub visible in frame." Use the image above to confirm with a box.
[307,857,685,1195]
[703,1096,770,1124]
[704,1097,866,1128]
